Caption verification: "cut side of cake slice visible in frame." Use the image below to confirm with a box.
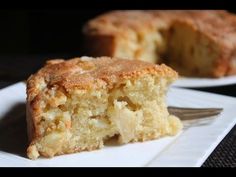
[164,12,236,77]
[26,56,182,159]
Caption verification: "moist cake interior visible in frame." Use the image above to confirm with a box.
[113,23,225,77]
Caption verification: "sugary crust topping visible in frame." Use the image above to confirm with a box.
[27,56,177,102]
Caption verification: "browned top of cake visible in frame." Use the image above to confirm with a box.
[27,56,177,101]
[84,10,236,49]
[83,11,159,35]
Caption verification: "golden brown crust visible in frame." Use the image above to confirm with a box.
[26,56,178,155]
[27,56,177,96]
[83,10,236,77]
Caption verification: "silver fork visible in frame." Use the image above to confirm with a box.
[168,106,223,120]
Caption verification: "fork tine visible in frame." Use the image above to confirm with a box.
[173,112,221,120]
[168,107,223,114]
[169,109,222,115]
[168,106,223,112]
[167,106,223,120]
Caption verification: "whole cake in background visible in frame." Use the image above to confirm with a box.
[26,56,182,159]
[83,10,236,78]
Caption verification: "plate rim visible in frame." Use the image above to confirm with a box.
[172,75,236,88]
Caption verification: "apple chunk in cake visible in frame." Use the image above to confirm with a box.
[26,56,182,159]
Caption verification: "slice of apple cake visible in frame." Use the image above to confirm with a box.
[26,56,182,159]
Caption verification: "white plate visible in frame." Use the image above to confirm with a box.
[0,82,236,167]
[172,75,236,88]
